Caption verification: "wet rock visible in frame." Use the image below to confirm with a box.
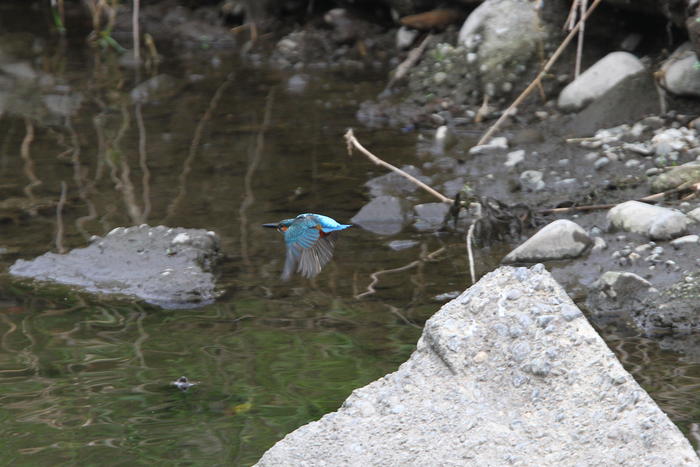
[255,266,698,467]
[659,43,700,97]
[441,177,465,198]
[688,207,700,223]
[608,201,694,240]
[671,235,699,248]
[558,52,646,111]
[365,165,431,197]
[468,136,508,155]
[650,161,700,192]
[285,74,309,94]
[413,202,449,231]
[519,170,545,191]
[130,74,183,103]
[502,219,592,263]
[504,149,525,168]
[387,239,419,251]
[10,225,220,308]
[351,196,413,235]
[396,26,419,50]
[432,125,456,155]
[587,271,654,318]
[634,272,700,334]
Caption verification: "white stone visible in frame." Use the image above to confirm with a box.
[607,201,693,240]
[660,42,700,97]
[503,219,592,263]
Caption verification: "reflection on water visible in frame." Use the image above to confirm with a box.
[0,4,699,465]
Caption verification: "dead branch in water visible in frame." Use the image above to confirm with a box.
[345,129,453,204]
[477,0,604,146]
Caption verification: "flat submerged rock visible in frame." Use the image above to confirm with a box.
[10,225,220,308]
[255,265,698,466]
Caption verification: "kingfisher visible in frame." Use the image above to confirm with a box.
[263,213,351,280]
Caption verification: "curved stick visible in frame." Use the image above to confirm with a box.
[345,129,453,204]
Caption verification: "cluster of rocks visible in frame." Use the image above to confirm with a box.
[256,266,699,466]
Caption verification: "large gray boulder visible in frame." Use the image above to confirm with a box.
[502,219,592,263]
[256,266,697,466]
[10,225,220,308]
[558,52,646,111]
[458,0,548,97]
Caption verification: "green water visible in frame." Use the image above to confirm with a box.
[0,4,698,465]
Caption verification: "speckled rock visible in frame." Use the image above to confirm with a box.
[255,266,698,466]
[10,225,220,308]
[502,219,592,263]
[607,201,694,240]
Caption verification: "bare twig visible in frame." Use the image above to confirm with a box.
[541,181,700,214]
[345,129,453,204]
[477,0,604,146]
[466,222,476,284]
[575,0,588,78]
[385,34,432,91]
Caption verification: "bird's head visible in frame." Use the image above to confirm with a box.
[262,218,294,233]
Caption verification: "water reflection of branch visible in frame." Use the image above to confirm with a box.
[355,245,445,299]
[239,88,275,267]
[386,305,422,329]
[20,118,41,208]
[55,181,68,253]
[134,102,151,222]
[164,73,235,223]
[66,119,98,239]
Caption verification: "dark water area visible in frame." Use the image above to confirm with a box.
[0,3,699,465]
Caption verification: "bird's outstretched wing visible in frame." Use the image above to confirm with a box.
[282,217,339,280]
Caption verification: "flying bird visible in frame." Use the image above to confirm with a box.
[263,213,351,280]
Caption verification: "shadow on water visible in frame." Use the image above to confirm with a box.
[0,3,699,465]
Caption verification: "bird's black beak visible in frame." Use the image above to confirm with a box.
[262,223,278,229]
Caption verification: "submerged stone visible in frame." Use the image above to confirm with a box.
[10,225,220,308]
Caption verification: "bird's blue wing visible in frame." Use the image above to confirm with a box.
[281,217,320,280]
[281,216,340,280]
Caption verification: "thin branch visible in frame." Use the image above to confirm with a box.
[477,0,604,146]
[541,181,700,214]
[345,129,453,204]
[385,33,432,91]
[466,222,476,284]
